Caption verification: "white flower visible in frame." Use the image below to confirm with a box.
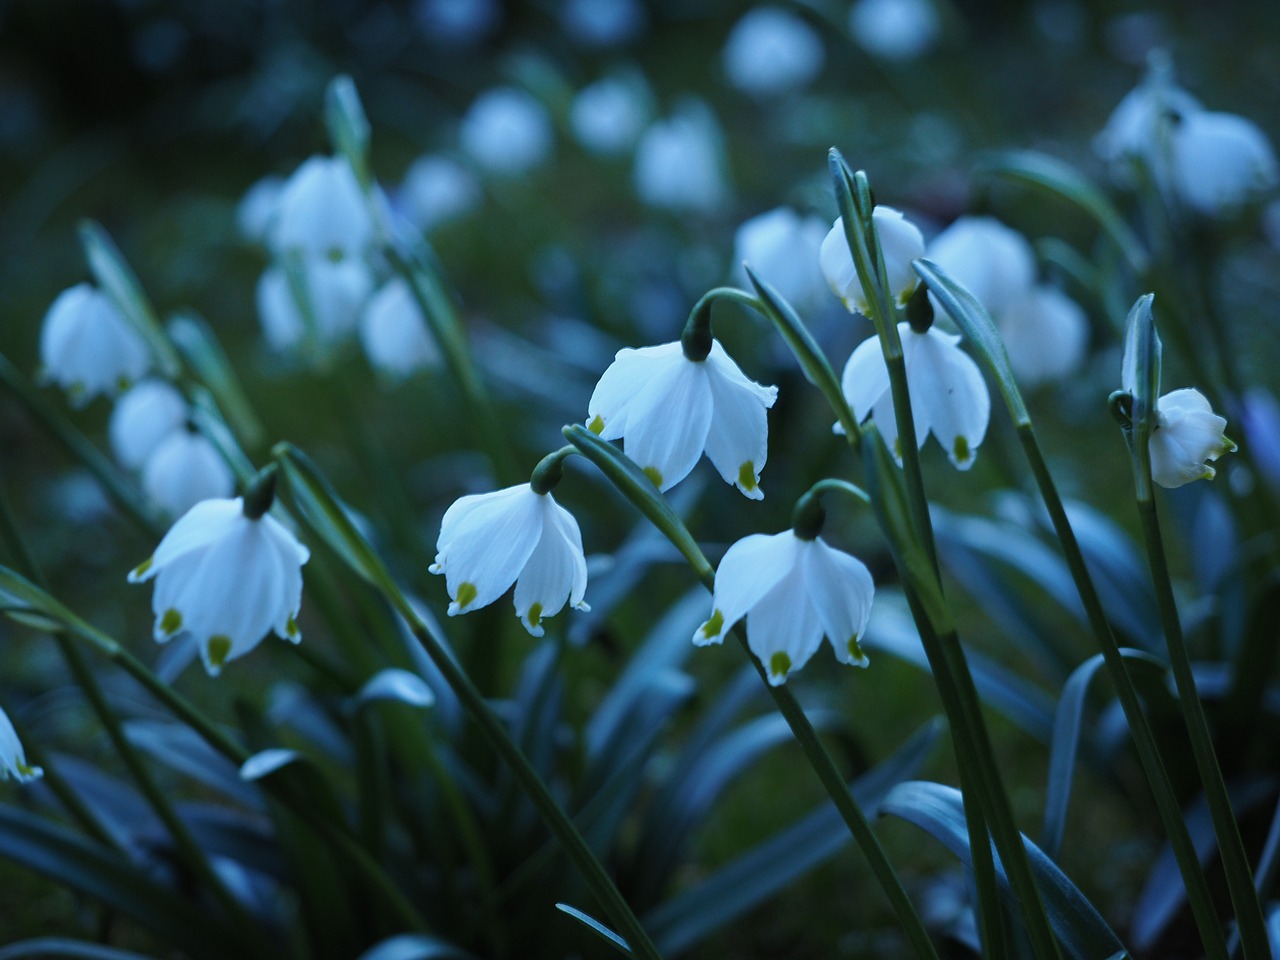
[430,484,589,635]
[633,101,728,213]
[695,530,874,685]
[571,75,650,156]
[0,705,41,783]
[1147,388,1235,488]
[1170,110,1278,217]
[109,379,189,469]
[398,155,481,232]
[413,0,500,45]
[256,259,373,351]
[999,285,1089,385]
[925,216,1037,320]
[359,278,440,379]
[722,7,825,97]
[840,321,989,469]
[848,0,941,61]
[271,156,373,261]
[141,429,237,518]
[733,207,830,313]
[819,208,925,315]
[587,340,778,497]
[560,0,646,47]
[128,498,310,675]
[460,87,554,176]
[40,284,151,405]
[236,175,285,245]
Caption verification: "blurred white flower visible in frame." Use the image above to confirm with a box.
[398,155,481,232]
[999,285,1089,385]
[236,175,284,245]
[571,75,650,156]
[722,6,825,97]
[733,207,829,313]
[840,321,989,468]
[926,216,1036,320]
[142,429,237,518]
[587,340,778,497]
[1170,110,1278,217]
[819,208,924,315]
[129,498,310,676]
[40,283,151,405]
[633,101,728,213]
[848,0,941,60]
[1147,388,1235,488]
[109,379,189,469]
[359,277,440,379]
[256,259,374,351]
[272,155,373,261]
[461,87,554,176]
[413,0,500,44]
[695,529,874,685]
[560,0,645,47]
[0,706,41,783]
[430,484,589,635]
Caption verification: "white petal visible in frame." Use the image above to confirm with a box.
[512,495,588,635]
[132,498,243,582]
[272,155,374,261]
[586,342,683,440]
[1149,388,1232,487]
[434,485,545,614]
[999,286,1089,385]
[819,217,864,312]
[907,328,990,469]
[745,563,825,685]
[142,431,237,518]
[0,707,41,783]
[359,278,440,378]
[620,356,714,491]
[109,379,189,470]
[698,532,796,645]
[873,206,926,305]
[840,332,892,423]
[926,216,1036,319]
[702,342,777,498]
[803,539,875,666]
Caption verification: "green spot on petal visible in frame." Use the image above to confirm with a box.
[643,466,663,488]
[768,651,792,681]
[737,461,758,492]
[953,435,971,464]
[588,414,605,435]
[847,635,867,663]
[207,635,232,670]
[132,557,153,578]
[160,608,182,635]
[701,609,724,640]
[116,375,133,393]
[286,614,299,638]
[456,582,478,610]
[526,602,543,629]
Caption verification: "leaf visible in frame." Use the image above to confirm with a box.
[358,668,437,709]
[325,75,371,189]
[170,313,265,451]
[124,719,259,807]
[0,938,165,960]
[880,780,1127,960]
[556,904,633,956]
[355,935,478,960]
[1120,293,1161,436]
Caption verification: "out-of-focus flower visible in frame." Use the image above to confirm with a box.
[695,529,874,685]
[848,0,941,60]
[633,100,728,213]
[0,706,41,783]
[142,429,237,518]
[722,6,825,97]
[560,0,645,47]
[840,321,989,469]
[1170,110,1278,217]
[109,379,189,470]
[926,216,1036,320]
[733,207,830,313]
[1240,387,1280,486]
[359,278,440,379]
[1095,67,1200,183]
[256,260,373,351]
[460,87,554,176]
[587,340,778,497]
[398,155,481,232]
[1146,389,1235,488]
[236,175,285,245]
[413,0,500,45]
[571,75,650,156]
[40,284,151,405]
[129,498,310,676]
[272,156,373,261]
[999,285,1089,385]
[430,484,589,635]
[819,208,924,315]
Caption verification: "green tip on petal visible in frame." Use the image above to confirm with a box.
[847,635,869,665]
[953,435,971,465]
[117,375,133,393]
[588,414,606,435]
[526,602,543,630]
[768,651,792,682]
[286,614,300,638]
[160,608,183,635]
[455,582,478,610]
[207,635,233,671]
[15,760,39,780]
[643,466,663,488]
[1224,435,1238,453]
[132,557,153,579]
[700,609,724,641]
[737,461,758,493]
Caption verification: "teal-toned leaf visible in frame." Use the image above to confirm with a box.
[358,668,436,709]
[326,75,371,189]
[124,719,260,807]
[0,938,165,959]
[556,904,633,956]
[356,935,478,960]
[1120,293,1160,438]
[881,780,1127,960]
[169,313,265,451]
[239,748,303,782]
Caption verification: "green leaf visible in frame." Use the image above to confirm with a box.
[881,780,1127,960]
[357,668,437,710]
[0,938,167,959]
[168,313,265,451]
[1121,293,1161,436]
[326,75,371,189]
[556,904,634,956]
[356,935,478,960]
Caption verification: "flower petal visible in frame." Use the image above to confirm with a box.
[586,342,683,440]
[512,494,589,636]
[434,485,545,614]
[745,564,825,685]
[620,357,714,491]
[907,328,989,470]
[131,498,243,582]
[702,342,777,499]
[698,531,795,645]
[803,539,875,667]
[840,332,892,423]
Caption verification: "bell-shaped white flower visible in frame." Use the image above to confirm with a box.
[109,379,189,469]
[1170,110,1278,217]
[256,259,373,351]
[695,530,874,685]
[1148,388,1236,488]
[460,87,554,176]
[1095,70,1201,185]
[819,208,925,315]
[430,484,589,636]
[398,155,481,232]
[142,429,237,518]
[128,498,310,675]
[40,284,151,405]
[999,285,1089,385]
[587,340,778,497]
[571,75,650,156]
[722,6,824,97]
[848,0,940,61]
[840,321,990,469]
[237,175,285,245]
[359,278,440,380]
[0,705,42,783]
[733,207,830,314]
[926,216,1036,320]
[633,100,728,213]
[271,155,373,261]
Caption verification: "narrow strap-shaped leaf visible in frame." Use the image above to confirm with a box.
[0,939,165,960]
[556,904,634,957]
[169,313,264,451]
[356,936,477,960]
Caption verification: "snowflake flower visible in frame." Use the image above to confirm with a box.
[40,284,151,405]
[1147,388,1236,488]
[0,706,41,783]
[819,207,924,315]
[141,429,237,518]
[109,379,189,470]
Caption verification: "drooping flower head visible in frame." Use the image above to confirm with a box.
[141,428,238,518]
[820,207,924,315]
[358,277,441,380]
[271,155,374,262]
[0,705,42,783]
[633,100,729,213]
[256,259,373,352]
[109,379,189,470]
[128,494,310,676]
[733,207,830,314]
[587,339,778,498]
[722,6,825,97]
[1169,110,1278,218]
[40,284,151,405]
[460,87,554,177]
[840,321,990,469]
[430,482,589,636]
